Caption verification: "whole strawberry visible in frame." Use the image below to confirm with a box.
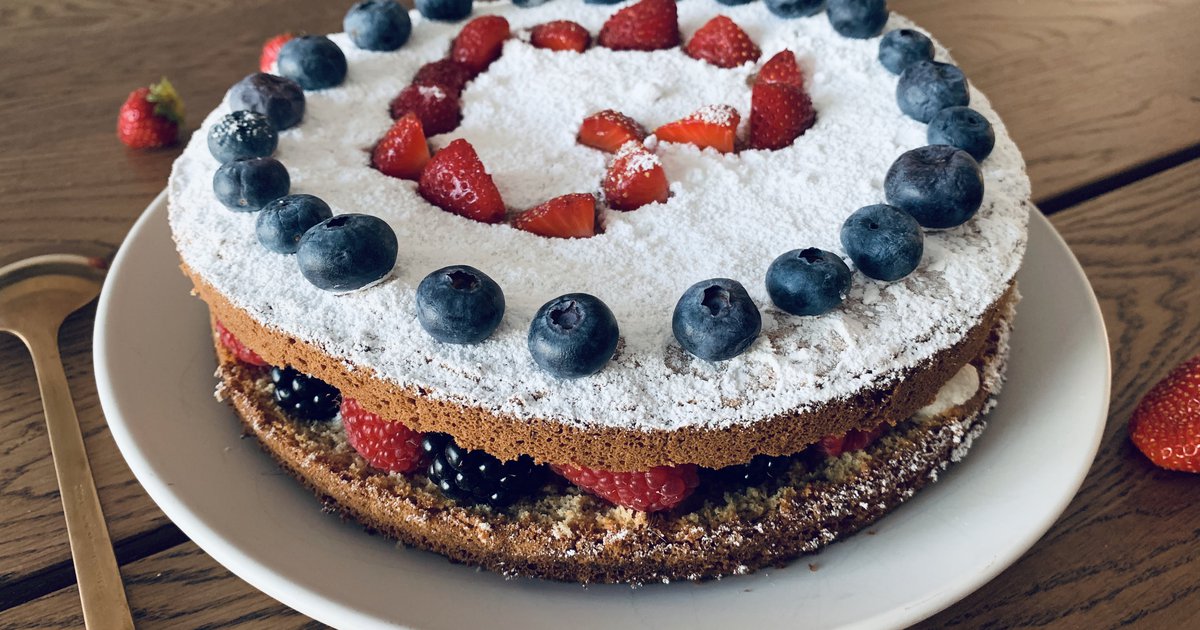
[1129,355,1200,473]
[117,78,184,149]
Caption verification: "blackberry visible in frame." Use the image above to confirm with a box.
[422,433,544,508]
[715,454,794,486]
[270,366,341,421]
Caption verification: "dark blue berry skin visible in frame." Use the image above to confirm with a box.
[270,366,341,421]
[927,106,995,162]
[766,248,852,316]
[255,194,333,254]
[228,73,305,131]
[212,157,290,212]
[840,204,924,281]
[712,454,794,486]
[277,36,348,90]
[528,293,619,379]
[896,60,970,123]
[297,214,398,292]
[513,0,552,6]
[765,0,824,17]
[207,110,277,163]
[415,0,472,21]
[423,433,545,508]
[416,265,505,344]
[885,145,984,229]
[672,279,762,362]
[878,28,933,75]
[344,0,412,51]
[827,0,888,39]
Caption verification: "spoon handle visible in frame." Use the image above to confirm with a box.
[25,328,134,630]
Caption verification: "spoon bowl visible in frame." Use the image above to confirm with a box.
[0,254,109,336]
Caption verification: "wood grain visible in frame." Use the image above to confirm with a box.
[0,0,1198,625]
[920,160,1200,628]
[0,542,325,630]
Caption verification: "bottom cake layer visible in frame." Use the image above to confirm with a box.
[212,300,1013,584]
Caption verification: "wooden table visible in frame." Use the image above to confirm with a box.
[1,0,1198,627]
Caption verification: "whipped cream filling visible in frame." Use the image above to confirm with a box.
[169,1,1030,432]
[916,364,981,420]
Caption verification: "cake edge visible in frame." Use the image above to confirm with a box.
[210,298,1014,584]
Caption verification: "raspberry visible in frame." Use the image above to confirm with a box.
[215,320,267,366]
[340,398,425,474]
[554,463,699,512]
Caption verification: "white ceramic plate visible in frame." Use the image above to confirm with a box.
[95,192,1109,630]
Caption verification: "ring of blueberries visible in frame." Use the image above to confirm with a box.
[207,0,995,380]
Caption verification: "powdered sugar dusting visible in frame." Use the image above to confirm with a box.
[615,141,660,173]
[693,104,736,126]
[170,1,1029,432]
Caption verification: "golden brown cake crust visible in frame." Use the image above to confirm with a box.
[190,261,1017,471]
[212,304,1013,584]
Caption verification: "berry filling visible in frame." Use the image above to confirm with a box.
[235,344,905,514]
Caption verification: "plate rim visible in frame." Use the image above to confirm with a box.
[94,191,1110,629]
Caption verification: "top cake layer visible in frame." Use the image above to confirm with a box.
[168,0,1030,433]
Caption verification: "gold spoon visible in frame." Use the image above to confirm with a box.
[0,252,133,630]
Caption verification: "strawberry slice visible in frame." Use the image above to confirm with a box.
[341,398,425,474]
[818,424,888,458]
[513,193,597,239]
[418,139,506,223]
[654,104,741,154]
[371,112,430,181]
[684,15,761,69]
[578,110,647,153]
[603,142,669,211]
[757,49,804,90]
[388,84,462,136]
[411,58,473,98]
[451,15,511,76]
[531,20,591,53]
[1129,355,1200,473]
[749,81,816,151]
[260,33,296,74]
[215,320,268,366]
[598,0,680,52]
[553,463,700,512]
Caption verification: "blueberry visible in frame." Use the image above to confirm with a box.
[207,110,277,163]
[415,0,472,21]
[897,60,969,123]
[827,0,888,39]
[513,0,552,6]
[527,294,619,379]
[212,157,290,212]
[416,265,505,344]
[764,0,824,18]
[927,106,995,162]
[766,248,852,316]
[344,0,412,52]
[885,145,984,229]
[672,279,762,362]
[277,35,348,90]
[297,214,398,292]
[878,28,933,75]
[255,194,333,254]
[227,73,305,131]
[840,204,924,281]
